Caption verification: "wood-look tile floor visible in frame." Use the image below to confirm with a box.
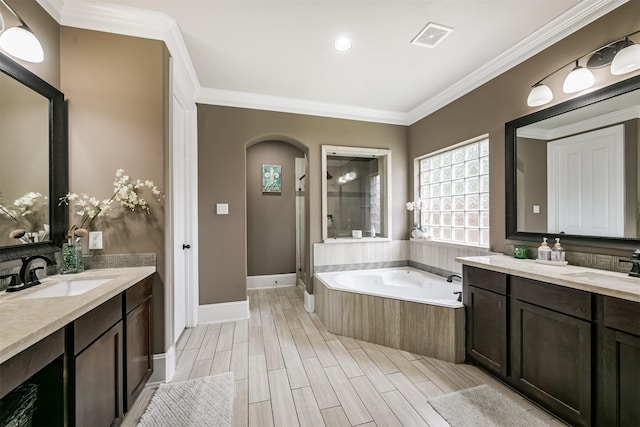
[124,286,566,426]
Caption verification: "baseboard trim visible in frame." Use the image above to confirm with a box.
[198,300,250,324]
[148,346,175,384]
[247,273,297,289]
[304,291,314,313]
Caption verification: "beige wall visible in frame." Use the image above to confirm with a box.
[246,141,303,276]
[198,105,408,304]
[60,28,169,352]
[408,2,640,256]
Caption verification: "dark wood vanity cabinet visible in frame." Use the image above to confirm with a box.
[462,266,622,427]
[510,277,592,427]
[463,266,508,377]
[597,296,640,427]
[124,277,153,411]
[65,277,154,426]
[68,294,124,427]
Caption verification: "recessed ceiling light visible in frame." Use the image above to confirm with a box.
[334,37,352,52]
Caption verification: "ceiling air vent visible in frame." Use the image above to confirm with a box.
[411,22,453,48]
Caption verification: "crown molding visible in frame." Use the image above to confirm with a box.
[197,87,410,125]
[406,0,629,125]
[37,0,627,125]
[36,0,64,22]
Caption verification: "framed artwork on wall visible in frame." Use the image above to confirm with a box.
[262,164,282,193]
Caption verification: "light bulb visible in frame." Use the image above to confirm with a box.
[527,83,553,107]
[0,25,44,63]
[563,62,594,94]
[611,42,640,75]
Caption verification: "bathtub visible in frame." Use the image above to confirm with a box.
[314,267,465,363]
[316,267,463,308]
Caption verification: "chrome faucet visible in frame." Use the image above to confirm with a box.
[16,255,55,290]
[626,249,640,278]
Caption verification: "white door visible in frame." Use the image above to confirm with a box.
[547,124,624,237]
[172,95,188,341]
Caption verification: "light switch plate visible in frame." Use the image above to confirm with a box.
[533,205,540,214]
[216,203,229,215]
[89,231,103,250]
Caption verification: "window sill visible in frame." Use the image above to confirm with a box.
[322,237,391,244]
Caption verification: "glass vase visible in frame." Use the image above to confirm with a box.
[61,241,84,274]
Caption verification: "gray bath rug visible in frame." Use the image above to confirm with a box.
[427,384,555,427]
[137,373,234,427]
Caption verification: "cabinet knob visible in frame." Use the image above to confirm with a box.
[182,244,191,250]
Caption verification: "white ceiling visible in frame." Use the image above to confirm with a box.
[47,0,626,124]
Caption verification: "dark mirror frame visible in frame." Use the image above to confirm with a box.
[506,74,640,250]
[0,53,67,262]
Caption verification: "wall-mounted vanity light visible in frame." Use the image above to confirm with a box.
[527,30,640,107]
[0,0,44,63]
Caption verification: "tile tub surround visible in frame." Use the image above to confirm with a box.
[0,266,155,364]
[456,254,640,302]
[314,275,465,363]
[410,240,495,275]
[313,240,408,269]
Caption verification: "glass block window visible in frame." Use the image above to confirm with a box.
[419,137,490,247]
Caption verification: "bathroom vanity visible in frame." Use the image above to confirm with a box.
[0,267,154,426]
[458,255,640,427]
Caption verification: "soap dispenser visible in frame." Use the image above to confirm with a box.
[538,237,551,261]
[551,238,565,262]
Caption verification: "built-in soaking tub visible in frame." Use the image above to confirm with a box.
[314,267,464,363]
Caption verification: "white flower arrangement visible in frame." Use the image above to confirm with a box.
[59,169,164,240]
[405,199,422,211]
[405,198,428,239]
[0,192,48,241]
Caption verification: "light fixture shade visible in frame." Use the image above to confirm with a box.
[611,43,640,75]
[527,83,553,107]
[563,64,594,94]
[0,25,44,63]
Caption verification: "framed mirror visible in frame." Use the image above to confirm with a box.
[321,145,391,242]
[506,74,640,249]
[0,53,67,261]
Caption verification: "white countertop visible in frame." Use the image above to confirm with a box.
[0,266,155,364]
[456,254,640,303]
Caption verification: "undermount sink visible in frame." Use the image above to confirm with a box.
[20,278,112,299]
[563,271,640,286]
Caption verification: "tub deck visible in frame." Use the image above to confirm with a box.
[314,276,465,363]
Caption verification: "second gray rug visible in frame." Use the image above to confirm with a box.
[427,384,555,427]
[137,372,234,427]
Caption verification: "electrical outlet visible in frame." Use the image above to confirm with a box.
[89,231,103,250]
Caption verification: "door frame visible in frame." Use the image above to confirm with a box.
[168,58,199,351]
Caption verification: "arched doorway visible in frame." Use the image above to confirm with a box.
[246,139,309,292]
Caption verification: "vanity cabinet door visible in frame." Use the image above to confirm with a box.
[124,277,153,411]
[74,321,124,427]
[598,296,640,426]
[511,299,591,427]
[464,285,508,377]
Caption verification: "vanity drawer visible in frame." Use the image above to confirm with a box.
[125,277,152,314]
[603,296,640,336]
[511,276,592,321]
[72,294,123,355]
[464,266,507,295]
